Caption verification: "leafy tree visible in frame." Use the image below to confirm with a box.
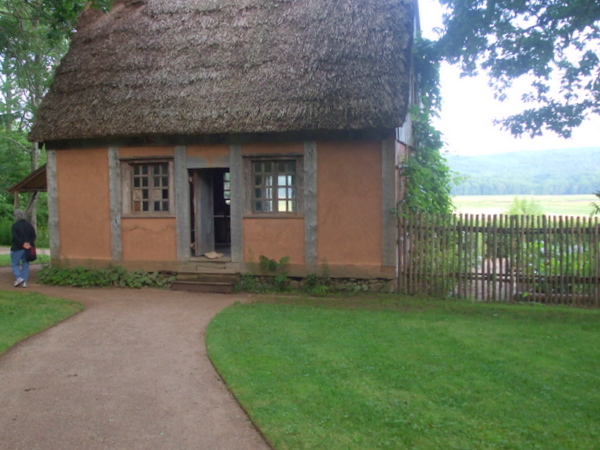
[436,0,600,139]
[0,0,111,223]
[402,37,456,215]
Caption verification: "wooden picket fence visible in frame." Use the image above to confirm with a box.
[398,214,600,307]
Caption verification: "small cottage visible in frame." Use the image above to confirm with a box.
[29,0,417,285]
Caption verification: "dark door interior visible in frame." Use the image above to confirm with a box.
[190,168,230,257]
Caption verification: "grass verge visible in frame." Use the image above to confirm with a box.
[207,295,600,449]
[0,290,83,355]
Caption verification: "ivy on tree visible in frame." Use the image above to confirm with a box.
[436,0,600,139]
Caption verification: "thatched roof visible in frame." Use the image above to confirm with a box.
[30,0,414,143]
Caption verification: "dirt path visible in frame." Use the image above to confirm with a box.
[0,267,270,449]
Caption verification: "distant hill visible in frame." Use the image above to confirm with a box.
[447,147,600,195]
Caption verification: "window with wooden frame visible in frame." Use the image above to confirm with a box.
[246,157,303,215]
[121,159,174,216]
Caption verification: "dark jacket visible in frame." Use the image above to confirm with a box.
[11,219,36,252]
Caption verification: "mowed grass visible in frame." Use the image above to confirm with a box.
[453,194,598,216]
[0,290,83,355]
[0,253,50,267]
[207,296,600,449]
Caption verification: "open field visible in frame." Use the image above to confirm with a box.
[453,194,598,216]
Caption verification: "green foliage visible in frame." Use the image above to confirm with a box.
[234,274,269,294]
[258,255,290,292]
[591,191,600,216]
[437,0,600,138]
[507,196,544,216]
[402,37,455,215]
[37,264,176,289]
[0,219,11,246]
[303,259,331,296]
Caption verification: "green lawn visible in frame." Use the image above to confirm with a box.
[453,194,598,216]
[0,252,49,267]
[0,290,83,355]
[207,296,600,449]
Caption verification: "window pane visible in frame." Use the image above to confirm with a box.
[129,162,171,214]
[251,159,299,214]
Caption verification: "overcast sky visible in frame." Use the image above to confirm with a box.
[419,0,600,156]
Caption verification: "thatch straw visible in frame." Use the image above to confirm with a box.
[29,0,414,143]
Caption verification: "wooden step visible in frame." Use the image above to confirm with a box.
[170,272,240,294]
[175,272,240,283]
[171,280,235,294]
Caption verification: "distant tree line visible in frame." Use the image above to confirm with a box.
[453,172,599,196]
[448,148,599,196]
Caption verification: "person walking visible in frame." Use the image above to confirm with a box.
[11,209,36,288]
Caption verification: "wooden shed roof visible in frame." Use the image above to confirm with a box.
[29,0,414,143]
[8,165,47,195]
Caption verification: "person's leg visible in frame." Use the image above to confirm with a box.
[10,250,24,286]
[21,252,30,286]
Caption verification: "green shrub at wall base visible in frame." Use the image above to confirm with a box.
[38,264,176,289]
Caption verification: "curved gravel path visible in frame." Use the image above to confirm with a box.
[0,266,270,450]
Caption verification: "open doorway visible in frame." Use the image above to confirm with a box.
[189,168,231,258]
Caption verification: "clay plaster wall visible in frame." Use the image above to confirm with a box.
[187,145,230,167]
[118,146,174,158]
[55,148,111,260]
[121,217,177,261]
[243,218,305,264]
[316,141,382,266]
